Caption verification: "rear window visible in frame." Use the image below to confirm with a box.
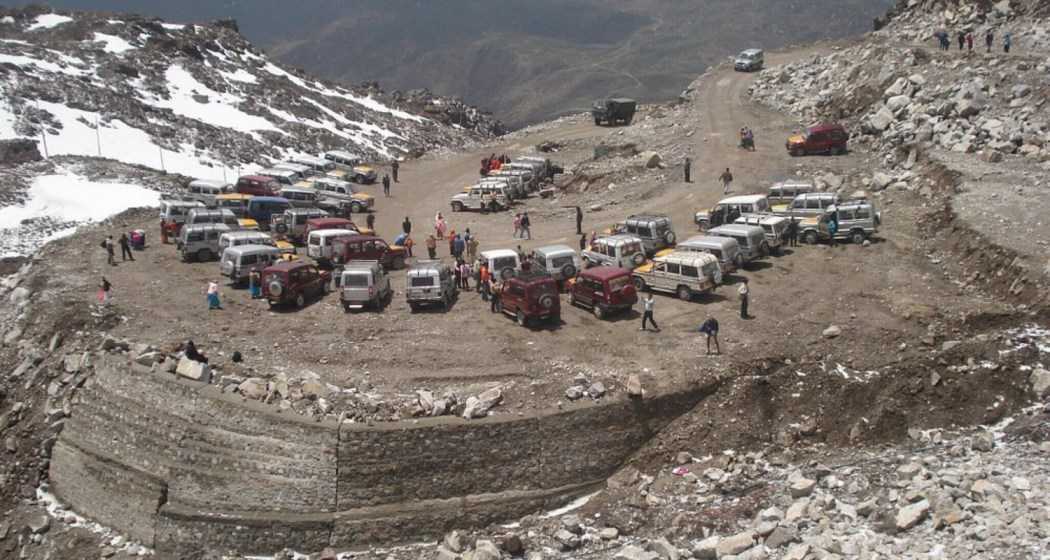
[410,275,435,287]
[623,242,642,256]
[343,274,369,287]
[492,256,517,271]
[681,265,698,278]
[551,256,575,269]
[703,262,719,277]
[608,276,630,292]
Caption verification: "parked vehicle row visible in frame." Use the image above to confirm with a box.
[451,156,562,212]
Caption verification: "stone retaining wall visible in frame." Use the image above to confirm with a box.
[50,355,711,556]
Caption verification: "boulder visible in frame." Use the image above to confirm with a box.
[500,533,524,555]
[693,536,719,559]
[886,95,911,111]
[647,537,679,560]
[1011,84,1032,99]
[587,381,607,399]
[895,499,930,531]
[614,545,659,560]
[871,172,894,191]
[135,351,164,367]
[783,544,810,560]
[462,387,503,419]
[716,531,756,557]
[908,73,927,86]
[8,286,30,306]
[175,357,212,383]
[434,547,459,560]
[884,77,910,97]
[237,377,269,400]
[26,514,49,534]
[600,527,620,540]
[626,374,644,397]
[822,325,842,339]
[472,540,501,560]
[789,478,817,498]
[565,386,585,401]
[971,431,995,452]
[866,107,895,132]
[641,151,663,169]
[554,529,580,550]
[444,530,466,553]
[560,514,583,535]
[957,98,984,118]
[1029,367,1050,398]
[765,527,797,549]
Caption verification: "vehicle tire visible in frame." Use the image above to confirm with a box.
[451,201,464,212]
[582,258,593,270]
[633,277,647,292]
[760,242,770,257]
[516,310,527,327]
[734,255,744,270]
[790,148,804,157]
[342,302,351,313]
[275,223,288,234]
[631,253,645,266]
[625,117,633,125]
[664,231,676,245]
[197,248,210,262]
[594,117,601,126]
[593,305,605,320]
[804,230,819,245]
[409,303,418,313]
[295,293,305,308]
[560,264,577,280]
[539,294,555,310]
[851,230,866,245]
[569,291,577,306]
[442,296,450,312]
[677,285,692,301]
[500,267,515,281]
[834,146,847,156]
[494,300,503,314]
[268,281,283,298]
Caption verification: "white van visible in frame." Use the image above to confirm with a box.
[695,194,771,230]
[258,167,301,187]
[218,230,276,254]
[186,208,241,229]
[279,186,320,208]
[673,235,743,273]
[582,234,646,269]
[220,245,282,284]
[734,49,764,72]
[186,180,231,206]
[706,224,769,264]
[160,200,205,226]
[289,155,336,175]
[481,249,521,281]
[179,223,232,262]
[307,229,358,262]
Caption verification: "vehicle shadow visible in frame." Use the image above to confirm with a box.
[698,292,728,304]
[265,294,329,314]
[743,261,773,271]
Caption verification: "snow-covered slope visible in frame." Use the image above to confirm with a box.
[0,8,500,180]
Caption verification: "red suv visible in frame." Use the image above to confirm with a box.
[568,267,637,320]
[331,235,407,270]
[261,261,330,308]
[786,123,848,157]
[236,175,280,197]
[496,271,560,327]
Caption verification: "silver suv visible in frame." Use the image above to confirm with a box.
[532,244,581,281]
[337,261,391,311]
[613,214,676,255]
[406,260,458,312]
[799,200,881,245]
[179,223,232,262]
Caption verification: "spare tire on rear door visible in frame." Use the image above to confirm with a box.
[539,294,555,309]
[664,231,676,245]
[500,267,515,281]
[631,252,645,266]
[268,280,283,297]
[275,223,288,234]
[560,263,577,279]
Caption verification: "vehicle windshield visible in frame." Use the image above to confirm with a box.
[410,275,435,287]
[608,276,630,292]
[343,274,369,287]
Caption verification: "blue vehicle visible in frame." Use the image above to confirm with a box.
[247,197,291,231]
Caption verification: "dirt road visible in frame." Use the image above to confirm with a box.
[48,45,1004,418]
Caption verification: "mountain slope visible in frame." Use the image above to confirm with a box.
[23,0,895,127]
[0,7,499,181]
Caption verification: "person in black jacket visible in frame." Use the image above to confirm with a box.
[402,216,412,235]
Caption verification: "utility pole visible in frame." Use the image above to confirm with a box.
[158,146,165,172]
[95,115,102,156]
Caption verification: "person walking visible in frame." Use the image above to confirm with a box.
[738,278,750,319]
[719,168,734,195]
[579,233,588,252]
[459,260,471,290]
[1004,31,1012,53]
[957,30,966,50]
[402,216,412,235]
[827,217,838,248]
[466,236,479,262]
[575,206,583,235]
[520,211,531,240]
[391,160,400,183]
[436,213,448,240]
[684,157,692,183]
[985,29,994,53]
[479,263,491,301]
[98,276,111,306]
[452,234,465,260]
[382,174,391,197]
[104,235,116,266]
[512,213,522,239]
[366,212,376,231]
[699,317,720,355]
[640,293,660,332]
[490,279,501,313]
[966,32,974,52]
[249,269,262,299]
[425,234,437,259]
[118,232,134,261]
[207,281,222,310]
[160,219,169,245]
[787,218,798,247]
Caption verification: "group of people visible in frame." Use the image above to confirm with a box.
[100,233,137,266]
[480,153,510,176]
[936,29,1011,53]
[512,212,532,240]
[739,127,755,150]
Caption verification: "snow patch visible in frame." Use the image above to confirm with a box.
[0,52,91,77]
[36,486,154,556]
[27,13,73,31]
[91,32,136,54]
[149,65,279,134]
[161,23,186,31]
[0,173,160,229]
[219,68,258,84]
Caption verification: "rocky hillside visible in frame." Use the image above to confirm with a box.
[0,6,501,182]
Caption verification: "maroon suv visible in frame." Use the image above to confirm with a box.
[236,175,280,197]
[497,271,560,327]
[568,266,637,320]
[261,261,330,308]
[331,235,407,270]
[786,123,848,157]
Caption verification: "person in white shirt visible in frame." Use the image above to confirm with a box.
[738,278,750,319]
[640,293,660,332]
